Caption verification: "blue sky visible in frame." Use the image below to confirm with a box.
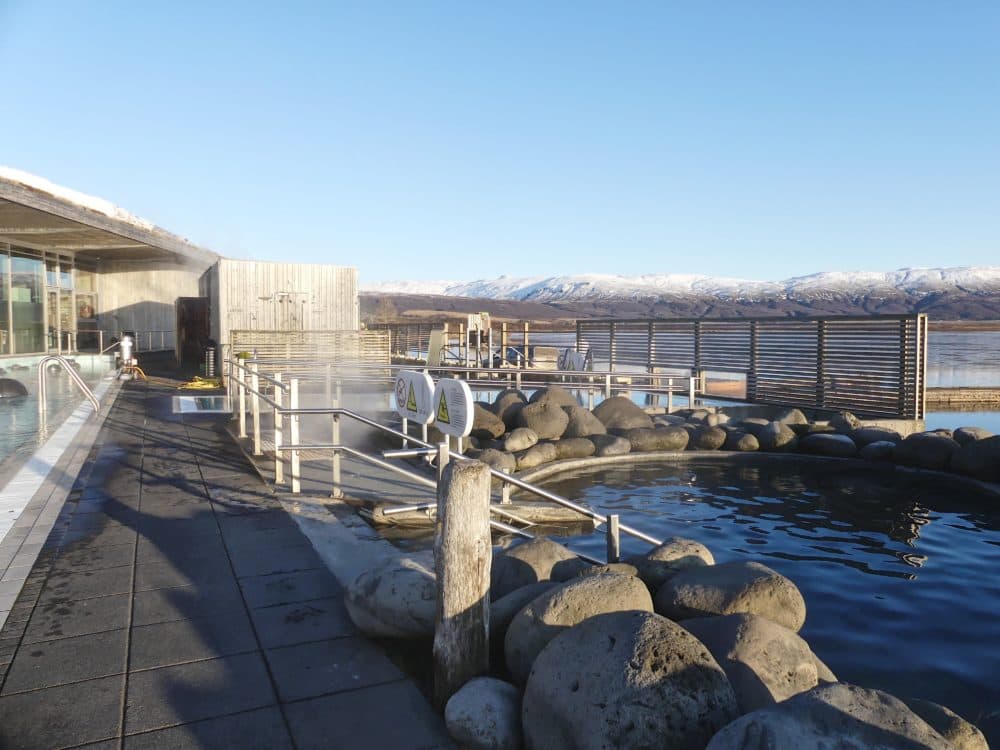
[1,1,998,285]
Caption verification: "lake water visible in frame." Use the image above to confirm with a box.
[541,459,1000,745]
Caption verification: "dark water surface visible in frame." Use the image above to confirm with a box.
[542,459,1000,743]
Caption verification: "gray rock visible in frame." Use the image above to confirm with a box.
[629,537,715,592]
[576,562,640,578]
[894,432,961,470]
[813,653,838,683]
[738,418,770,437]
[950,434,1000,481]
[552,437,596,460]
[860,440,897,461]
[680,613,821,713]
[653,414,687,426]
[706,683,955,750]
[592,396,654,431]
[491,537,590,600]
[828,411,861,433]
[687,408,712,423]
[561,405,607,438]
[799,433,859,458]
[478,448,517,475]
[515,442,558,470]
[517,401,569,441]
[503,427,538,453]
[900,697,989,750]
[756,421,799,452]
[953,426,993,446]
[0,378,27,398]
[344,552,436,638]
[523,611,738,750]
[723,431,760,452]
[789,422,837,437]
[774,407,808,425]
[445,677,523,750]
[655,560,807,632]
[505,573,653,684]
[625,426,689,452]
[588,434,632,457]
[490,582,559,666]
[690,425,727,450]
[850,426,902,446]
[472,403,508,440]
[492,389,527,430]
[528,385,579,408]
[705,413,730,427]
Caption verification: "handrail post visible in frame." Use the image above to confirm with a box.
[238,368,247,438]
[688,374,696,408]
[437,442,450,484]
[274,373,284,485]
[290,378,301,493]
[606,514,621,563]
[325,363,332,406]
[332,412,343,498]
[250,362,262,455]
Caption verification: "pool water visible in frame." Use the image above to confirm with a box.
[541,459,1000,743]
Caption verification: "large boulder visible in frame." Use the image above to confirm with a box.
[552,437,596,460]
[655,560,807,632]
[503,427,538,453]
[723,431,759,452]
[690,425,727,450]
[523,611,738,750]
[706,683,955,750]
[774,407,808,425]
[472,403,507,440]
[561,406,607,438]
[828,411,861,433]
[894,433,961,470]
[491,538,589,600]
[515,442,558,470]
[344,552,436,638]
[737,418,770,437]
[789,422,837,437]
[900,697,990,750]
[592,396,654,431]
[0,378,28,398]
[478,448,517,475]
[799,433,859,458]
[625,426,689,452]
[953,426,993,447]
[517,402,569,441]
[628,537,715,592]
[492,389,528,430]
[681,614,821,713]
[575,562,640,579]
[588,434,632,457]
[445,677,523,750]
[756,421,799,452]
[850,426,902,446]
[653,414,687,427]
[505,573,653,684]
[950,434,1000,481]
[490,582,559,668]
[528,385,579,408]
[860,440,897,461]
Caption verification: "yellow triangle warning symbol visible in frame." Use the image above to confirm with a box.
[406,383,417,411]
[437,394,451,424]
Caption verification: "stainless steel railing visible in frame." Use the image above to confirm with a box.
[37,355,101,424]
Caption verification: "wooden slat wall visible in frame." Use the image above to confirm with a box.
[98,259,207,341]
[577,315,927,418]
[230,329,390,382]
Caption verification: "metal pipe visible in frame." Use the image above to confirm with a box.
[250,362,262,455]
[290,378,301,493]
[274,373,284,485]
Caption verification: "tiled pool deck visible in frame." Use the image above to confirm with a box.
[0,377,452,749]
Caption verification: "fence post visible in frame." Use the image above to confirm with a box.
[325,363,332,406]
[274,373,284,485]
[250,362,262,455]
[238,369,247,438]
[332,413,343,498]
[433,458,491,710]
[290,378,301,493]
[606,514,620,563]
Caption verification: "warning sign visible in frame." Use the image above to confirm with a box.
[432,378,473,438]
[394,371,435,425]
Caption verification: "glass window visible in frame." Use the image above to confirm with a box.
[76,265,97,292]
[59,256,73,289]
[45,257,58,287]
[11,250,45,353]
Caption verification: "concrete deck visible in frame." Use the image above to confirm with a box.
[0,377,452,749]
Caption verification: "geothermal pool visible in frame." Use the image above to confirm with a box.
[540,458,1000,744]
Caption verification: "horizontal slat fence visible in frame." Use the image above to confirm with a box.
[230,329,390,383]
[578,315,927,419]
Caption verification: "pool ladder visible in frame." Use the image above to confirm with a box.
[37,355,101,424]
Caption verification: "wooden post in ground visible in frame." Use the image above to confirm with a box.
[433,458,491,710]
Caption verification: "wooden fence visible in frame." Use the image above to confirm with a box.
[577,315,928,419]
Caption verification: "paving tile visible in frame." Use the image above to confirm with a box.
[136,515,220,539]
[125,652,277,734]
[38,565,133,604]
[228,543,323,579]
[0,564,32,583]
[123,705,293,749]
[265,636,404,703]
[132,580,244,627]
[135,533,229,564]
[23,592,131,644]
[283,679,452,750]
[2,628,127,694]
[62,524,138,548]
[249,597,356,649]
[134,558,232,592]
[222,525,306,553]
[0,674,124,749]
[53,542,135,573]
[239,569,342,610]
[130,610,257,670]
[217,509,299,536]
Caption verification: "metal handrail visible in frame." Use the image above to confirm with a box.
[37,355,101,420]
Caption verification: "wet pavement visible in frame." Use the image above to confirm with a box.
[0,377,451,749]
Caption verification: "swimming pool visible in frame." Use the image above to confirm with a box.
[541,458,1000,744]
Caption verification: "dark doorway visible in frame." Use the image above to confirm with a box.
[176,297,209,369]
